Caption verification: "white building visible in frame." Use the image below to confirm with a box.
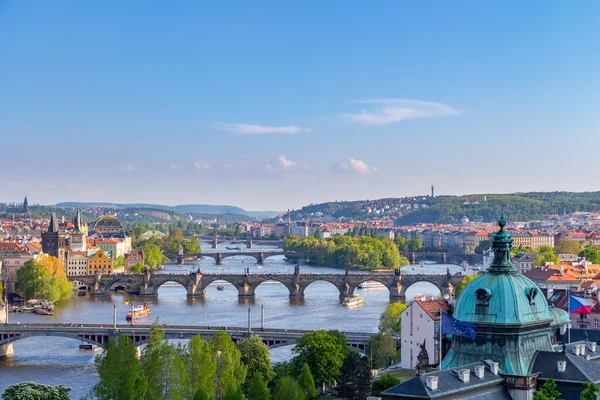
[66,251,89,277]
[400,299,450,370]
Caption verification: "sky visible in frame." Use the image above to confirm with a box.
[1,1,599,211]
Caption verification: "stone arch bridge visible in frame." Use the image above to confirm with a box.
[69,268,465,300]
[163,250,301,265]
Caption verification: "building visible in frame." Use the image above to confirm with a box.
[5,196,29,214]
[513,252,536,274]
[87,250,113,274]
[66,251,89,276]
[291,222,310,237]
[124,250,144,273]
[400,299,450,369]
[93,238,129,259]
[94,215,124,236]
[41,213,66,265]
[69,210,88,252]
[463,231,489,253]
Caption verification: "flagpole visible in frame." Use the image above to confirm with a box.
[439,309,443,370]
[567,287,571,344]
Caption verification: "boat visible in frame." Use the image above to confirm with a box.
[78,291,86,296]
[123,301,130,305]
[79,344,95,350]
[460,261,469,268]
[343,295,364,308]
[34,308,54,316]
[357,280,386,289]
[217,286,225,291]
[126,302,152,320]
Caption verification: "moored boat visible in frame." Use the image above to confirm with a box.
[357,280,386,289]
[126,302,152,320]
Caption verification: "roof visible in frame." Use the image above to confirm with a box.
[530,350,600,383]
[415,299,451,321]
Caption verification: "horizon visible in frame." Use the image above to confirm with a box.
[1,1,599,209]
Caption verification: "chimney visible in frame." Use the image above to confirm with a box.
[574,345,581,356]
[590,342,597,352]
[580,344,586,356]
[458,369,470,383]
[560,264,564,276]
[474,365,485,379]
[557,360,567,373]
[489,362,499,375]
[425,376,438,390]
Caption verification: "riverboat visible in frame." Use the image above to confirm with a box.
[357,280,386,289]
[343,295,364,308]
[217,286,225,291]
[461,261,469,268]
[126,302,152,320]
[79,344,95,350]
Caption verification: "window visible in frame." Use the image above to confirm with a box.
[595,319,599,329]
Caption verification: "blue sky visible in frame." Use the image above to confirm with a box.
[1,1,598,210]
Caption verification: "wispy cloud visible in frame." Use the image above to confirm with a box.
[266,155,298,172]
[118,164,134,172]
[331,159,379,175]
[345,99,458,125]
[193,160,211,171]
[169,164,184,170]
[212,123,310,135]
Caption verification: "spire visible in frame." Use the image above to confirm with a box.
[48,212,58,233]
[489,215,517,273]
[73,209,82,231]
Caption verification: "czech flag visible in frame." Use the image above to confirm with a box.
[570,296,594,315]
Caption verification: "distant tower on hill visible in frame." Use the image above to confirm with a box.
[431,185,435,198]
[287,209,291,224]
[23,196,29,212]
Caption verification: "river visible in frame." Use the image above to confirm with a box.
[0,243,475,398]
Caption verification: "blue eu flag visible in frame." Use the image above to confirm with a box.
[441,312,476,340]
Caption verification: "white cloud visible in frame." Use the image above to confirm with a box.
[266,155,298,172]
[118,164,134,172]
[223,163,233,170]
[345,98,458,125]
[193,160,210,171]
[331,159,379,175]
[212,123,309,135]
[169,164,184,170]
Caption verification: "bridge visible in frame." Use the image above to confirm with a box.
[0,323,375,359]
[401,252,483,265]
[197,237,284,249]
[69,267,464,300]
[163,249,301,265]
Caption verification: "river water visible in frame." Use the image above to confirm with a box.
[0,243,475,398]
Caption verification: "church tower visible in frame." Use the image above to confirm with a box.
[42,212,66,262]
[69,209,87,252]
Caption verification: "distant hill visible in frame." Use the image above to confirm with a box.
[54,202,280,219]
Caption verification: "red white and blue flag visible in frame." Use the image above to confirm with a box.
[570,296,594,315]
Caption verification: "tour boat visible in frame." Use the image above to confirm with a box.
[343,295,364,308]
[217,286,225,291]
[357,280,386,289]
[461,261,469,268]
[79,344,95,350]
[126,303,152,320]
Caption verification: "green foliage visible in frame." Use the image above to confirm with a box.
[114,255,125,267]
[210,330,247,399]
[272,377,305,400]
[130,262,145,273]
[234,225,242,238]
[336,351,372,400]
[474,240,491,255]
[298,363,318,399]
[371,374,400,396]
[580,382,600,400]
[379,303,408,335]
[272,361,294,380]
[555,239,584,255]
[580,247,600,264]
[407,237,423,252]
[367,332,397,368]
[395,236,408,252]
[454,275,478,298]
[16,259,72,302]
[535,246,559,267]
[141,241,168,269]
[246,372,270,400]
[183,335,217,397]
[92,335,147,400]
[292,330,346,386]
[533,379,561,400]
[1,382,71,400]
[237,335,275,389]
[223,386,245,400]
[313,227,322,239]
[284,235,405,270]
[183,238,201,254]
[193,388,209,400]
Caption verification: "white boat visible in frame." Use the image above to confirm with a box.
[357,280,386,289]
[343,295,364,308]
[461,261,469,268]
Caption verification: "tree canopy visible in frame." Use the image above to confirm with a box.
[336,351,372,400]
[210,330,247,399]
[379,302,408,335]
[1,383,71,400]
[454,275,478,298]
[16,256,72,302]
[292,330,346,386]
[236,335,274,390]
[555,239,584,256]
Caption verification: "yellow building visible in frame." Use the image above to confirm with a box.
[87,250,113,274]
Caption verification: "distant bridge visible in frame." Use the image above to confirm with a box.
[68,268,464,300]
[0,323,375,359]
[401,252,483,265]
[163,250,302,265]
[197,237,284,249]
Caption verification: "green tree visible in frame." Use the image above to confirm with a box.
[535,246,559,267]
[555,239,584,255]
[298,363,318,399]
[367,332,397,368]
[183,335,217,397]
[142,242,168,269]
[272,361,294,380]
[272,377,304,400]
[580,247,600,264]
[379,303,408,335]
[223,386,245,400]
[580,382,600,400]
[16,258,72,302]
[454,275,478,298]
[92,335,147,400]
[234,225,242,239]
[474,240,491,255]
[183,238,201,254]
[114,255,125,268]
[210,330,247,400]
[237,335,275,389]
[292,330,346,387]
[313,227,323,239]
[193,388,209,400]
[371,374,400,396]
[407,237,423,252]
[533,379,561,400]
[130,262,145,273]
[394,236,408,252]
[246,372,270,400]
[336,351,372,400]
[1,383,70,400]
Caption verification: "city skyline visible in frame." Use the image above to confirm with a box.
[1,1,599,210]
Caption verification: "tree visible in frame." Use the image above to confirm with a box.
[474,240,491,255]
[580,382,600,400]
[394,236,408,252]
[534,246,559,267]
[92,335,147,400]
[407,237,423,252]
[555,239,584,256]
[292,330,346,387]
[379,303,408,335]
[371,374,400,397]
[298,363,318,399]
[234,225,242,239]
[533,379,561,400]
[246,372,270,400]
[223,386,245,400]
[114,255,125,268]
[454,275,478,298]
[210,330,247,400]
[313,227,323,239]
[272,377,304,400]
[142,242,167,269]
[130,262,145,273]
[193,388,209,400]
[183,238,201,254]
[1,382,71,400]
[580,247,600,264]
[16,258,72,302]
[183,335,216,397]
[237,335,275,389]
[336,351,372,400]
[367,332,397,368]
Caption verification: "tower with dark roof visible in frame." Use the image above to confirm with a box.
[42,212,66,262]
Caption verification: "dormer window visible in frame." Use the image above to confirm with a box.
[475,288,492,314]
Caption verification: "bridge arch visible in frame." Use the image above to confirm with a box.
[399,276,450,300]
[348,277,392,298]
[301,279,348,300]
[0,332,109,349]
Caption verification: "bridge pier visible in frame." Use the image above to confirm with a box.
[215,253,223,265]
[237,282,255,299]
[212,238,218,249]
[247,240,253,249]
[256,252,265,265]
[0,343,14,359]
[177,255,184,265]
